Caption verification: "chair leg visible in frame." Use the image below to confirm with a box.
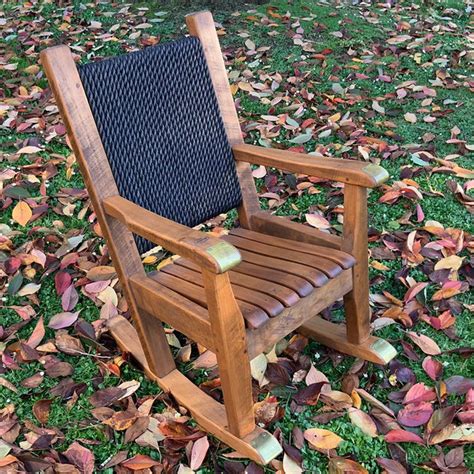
[108,315,282,464]
[202,270,255,438]
[298,184,397,365]
[341,184,371,345]
[133,309,176,378]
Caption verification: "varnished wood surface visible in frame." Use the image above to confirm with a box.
[108,316,282,463]
[342,185,370,344]
[202,270,256,437]
[246,270,352,360]
[250,211,342,250]
[103,195,241,274]
[129,274,216,351]
[237,248,328,287]
[223,234,343,278]
[149,270,269,329]
[175,258,300,306]
[233,144,389,188]
[161,263,285,317]
[229,228,355,269]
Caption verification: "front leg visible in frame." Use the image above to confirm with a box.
[342,184,371,344]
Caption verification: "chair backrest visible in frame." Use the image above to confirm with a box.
[78,36,242,253]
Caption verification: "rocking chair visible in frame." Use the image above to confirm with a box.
[41,11,396,464]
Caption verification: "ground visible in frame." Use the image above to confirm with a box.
[0,0,473,473]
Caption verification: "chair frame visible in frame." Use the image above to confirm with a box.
[41,11,396,464]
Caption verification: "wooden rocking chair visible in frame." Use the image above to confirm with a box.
[41,11,396,464]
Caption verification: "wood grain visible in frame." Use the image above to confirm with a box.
[129,274,216,351]
[41,46,175,378]
[203,270,256,437]
[229,227,355,269]
[103,195,241,274]
[161,263,285,317]
[175,258,300,306]
[223,234,343,278]
[342,184,370,344]
[250,211,342,250]
[246,270,352,359]
[149,270,269,329]
[233,143,389,188]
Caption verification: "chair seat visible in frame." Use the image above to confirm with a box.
[149,228,355,329]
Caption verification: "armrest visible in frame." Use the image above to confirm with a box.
[233,144,388,188]
[103,195,241,274]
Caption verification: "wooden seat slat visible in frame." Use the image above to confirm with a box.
[161,263,285,318]
[149,271,269,329]
[230,228,356,269]
[175,258,301,306]
[224,234,343,278]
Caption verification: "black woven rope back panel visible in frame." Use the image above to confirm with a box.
[78,37,242,254]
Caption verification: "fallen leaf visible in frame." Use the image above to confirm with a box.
[304,428,343,450]
[48,311,80,329]
[64,442,95,474]
[385,429,424,445]
[406,332,441,355]
[12,201,32,226]
[398,401,433,427]
[348,408,377,437]
[121,454,162,470]
[422,356,443,381]
[190,435,209,470]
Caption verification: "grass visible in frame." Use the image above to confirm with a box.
[1,0,473,471]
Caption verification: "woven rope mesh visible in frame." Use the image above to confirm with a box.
[78,37,242,254]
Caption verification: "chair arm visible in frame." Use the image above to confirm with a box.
[103,195,241,274]
[233,144,388,188]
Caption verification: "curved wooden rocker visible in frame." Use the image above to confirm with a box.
[41,11,396,465]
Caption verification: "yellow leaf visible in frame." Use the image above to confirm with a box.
[371,261,389,271]
[434,255,464,271]
[12,201,32,226]
[142,255,157,265]
[304,428,343,450]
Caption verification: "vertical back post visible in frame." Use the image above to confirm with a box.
[186,11,260,228]
[40,46,176,377]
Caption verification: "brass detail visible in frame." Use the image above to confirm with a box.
[371,339,397,364]
[250,431,283,464]
[205,241,241,273]
[363,164,389,185]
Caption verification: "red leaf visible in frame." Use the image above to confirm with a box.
[64,442,95,474]
[403,283,428,303]
[376,457,407,474]
[55,271,72,296]
[422,356,443,381]
[385,429,424,445]
[27,316,45,349]
[121,454,161,471]
[402,383,436,404]
[61,284,79,311]
[398,401,433,427]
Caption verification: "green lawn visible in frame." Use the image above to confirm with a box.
[1,0,473,472]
